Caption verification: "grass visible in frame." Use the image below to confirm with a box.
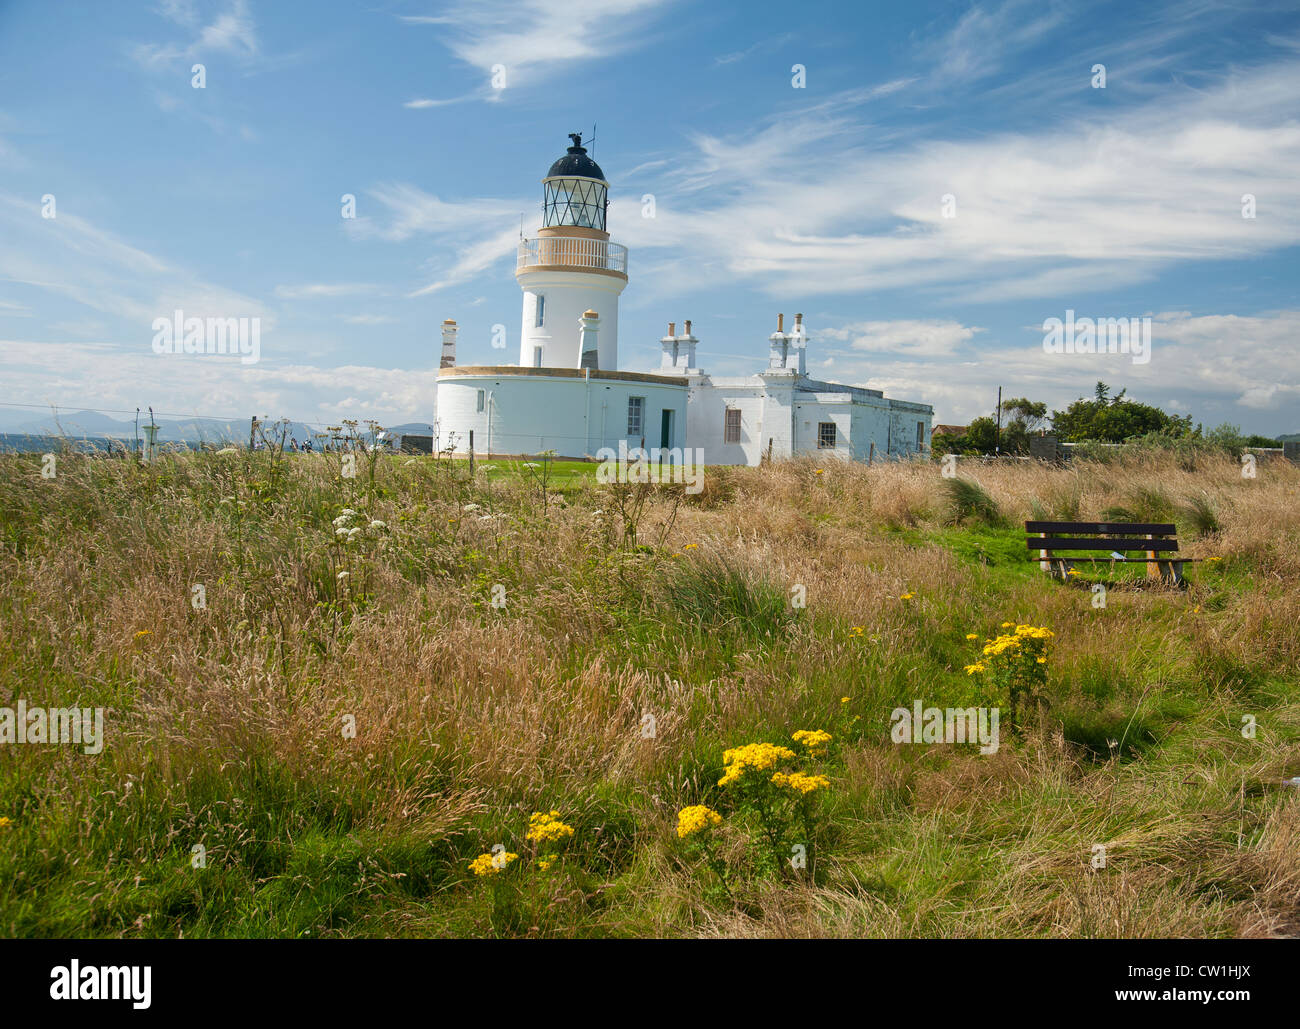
[0,447,1298,938]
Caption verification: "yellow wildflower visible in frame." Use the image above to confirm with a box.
[900,592,915,600]
[134,630,152,639]
[718,742,796,786]
[770,771,831,795]
[526,810,575,844]
[965,633,978,640]
[683,543,699,550]
[840,696,850,704]
[964,663,985,675]
[468,851,518,876]
[0,816,12,828]
[676,805,722,838]
[792,729,832,753]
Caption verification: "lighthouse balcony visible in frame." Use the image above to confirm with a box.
[517,237,628,276]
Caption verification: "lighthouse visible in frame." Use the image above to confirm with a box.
[516,133,628,371]
[433,131,931,465]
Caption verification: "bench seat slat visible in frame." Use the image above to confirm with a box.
[1025,520,1176,535]
[1031,556,1202,563]
[1026,537,1180,552]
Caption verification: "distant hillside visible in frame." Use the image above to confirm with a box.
[4,410,314,445]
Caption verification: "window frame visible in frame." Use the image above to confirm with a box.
[817,422,837,449]
[535,293,545,328]
[724,407,742,444]
[627,396,645,437]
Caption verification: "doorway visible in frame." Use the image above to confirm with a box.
[660,409,673,450]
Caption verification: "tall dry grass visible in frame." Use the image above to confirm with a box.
[0,447,1296,937]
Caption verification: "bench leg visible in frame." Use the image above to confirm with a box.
[1157,560,1184,586]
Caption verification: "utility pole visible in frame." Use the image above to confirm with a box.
[995,386,1002,455]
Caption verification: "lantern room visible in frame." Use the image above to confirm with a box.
[542,133,609,230]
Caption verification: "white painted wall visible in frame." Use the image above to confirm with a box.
[516,269,626,370]
[436,370,687,458]
[678,372,932,466]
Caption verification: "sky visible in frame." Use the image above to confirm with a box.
[1,0,1298,436]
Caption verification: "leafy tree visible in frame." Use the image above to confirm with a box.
[1050,382,1192,442]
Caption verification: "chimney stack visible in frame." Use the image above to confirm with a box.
[579,309,600,370]
[440,319,457,369]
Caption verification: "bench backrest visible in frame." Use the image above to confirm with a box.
[1025,521,1179,554]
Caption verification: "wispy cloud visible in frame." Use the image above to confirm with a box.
[131,0,260,68]
[821,319,982,358]
[274,283,381,300]
[923,0,1067,86]
[399,0,677,90]
[613,61,1300,303]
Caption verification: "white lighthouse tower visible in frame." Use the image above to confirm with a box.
[516,133,628,371]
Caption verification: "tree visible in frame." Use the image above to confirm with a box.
[1050,385,1191,443]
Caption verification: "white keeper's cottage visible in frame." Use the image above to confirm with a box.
[434,134,933,465]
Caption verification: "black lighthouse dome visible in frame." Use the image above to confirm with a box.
[546,132,606,181]
[541,132,610,230]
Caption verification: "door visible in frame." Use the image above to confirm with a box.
[660,409,673,450]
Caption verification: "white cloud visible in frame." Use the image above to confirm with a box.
[608,60,1300,303]
[132,0,259,68]
[274,283,381,300]
[821,319,982,357]
[400,0,675,88]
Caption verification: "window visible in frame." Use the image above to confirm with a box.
[535,294,545,328]
[533,345,543,368]
[916,421,925,446]
[627,396,644,436]
[724,407,741,444]
[476,389,485,413]
[818,422,837,449]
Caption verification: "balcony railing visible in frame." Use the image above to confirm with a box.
[517,236,628,275]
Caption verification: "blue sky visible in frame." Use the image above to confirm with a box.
[1,0,1298,434]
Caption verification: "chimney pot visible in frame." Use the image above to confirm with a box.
[794,313,803,327]
[777,313,784,332]
[684,320,692,335]
[668,321,676,337]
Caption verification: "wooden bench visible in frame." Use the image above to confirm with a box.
[1025,521,1197,585]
